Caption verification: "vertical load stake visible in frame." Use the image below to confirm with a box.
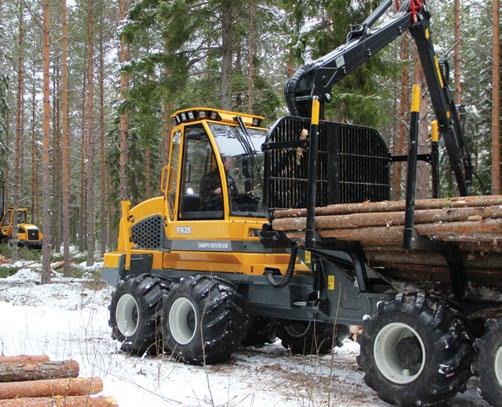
[403,84,421,249]
[305,96,321,250]
[431,120,440,198]
[402,88,467,299]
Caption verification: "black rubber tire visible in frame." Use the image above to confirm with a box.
[241,317,276,347]
[161,275,248,365]
[357,293,473,407]
[474,318,502,407]
[276,320,348,355]
[109,274,167,356]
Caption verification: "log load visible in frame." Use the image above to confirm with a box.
[0,356,50,364]
[0,357,117,406]
[0,360,79,382]
[0,396,117,407]
[0,377,102,399]
[271,196,502,294]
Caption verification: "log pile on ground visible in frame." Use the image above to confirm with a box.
[0,355,117,406]
[272,195,502,290]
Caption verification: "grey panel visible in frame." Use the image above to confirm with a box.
[169,239,287,253]
[102,267,119,287]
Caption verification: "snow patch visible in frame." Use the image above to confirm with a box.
[6,268,40,281]
[0,278,490,407]
[77,261,104,272]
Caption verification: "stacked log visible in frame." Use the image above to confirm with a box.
[0,356,117,407]
[271,196,502,289]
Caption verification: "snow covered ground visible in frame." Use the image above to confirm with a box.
[0,268,490,407]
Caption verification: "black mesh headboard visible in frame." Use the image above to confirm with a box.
[263,116,390,211]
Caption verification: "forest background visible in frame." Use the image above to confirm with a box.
[0,0,499,278]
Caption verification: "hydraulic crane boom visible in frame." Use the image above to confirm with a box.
[285,0,473,196]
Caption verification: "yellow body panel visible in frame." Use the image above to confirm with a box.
[106,107,308,279]
[104,253,122,268]
[129,196,165,223]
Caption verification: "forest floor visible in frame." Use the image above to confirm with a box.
[0,251,490,407]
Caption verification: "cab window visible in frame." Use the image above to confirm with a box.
[179,125,223,220]
[2,210,12,227]
[167,130,181,219]
[16,210,26,224]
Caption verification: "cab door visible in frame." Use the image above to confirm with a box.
[1,209,13,238]
[164,124,236,272]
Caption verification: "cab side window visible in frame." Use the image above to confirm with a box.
[179,125,223,220]
[2,210,11,227]
[167,131,181,219]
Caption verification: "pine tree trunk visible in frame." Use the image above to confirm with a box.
[61,0,71,275]
[30,79,37,225]
[13,0,24,253]
[247,0,256,113]
[106,173,113,250]
[41,0,51,284]
[392,35,409,200]
[235,45,242,109]
[492,0,501,194]
[453,0,462,105]
[51,54,62,254]
[221,0,232,110]
[85,0,95,266]
[99,24,106,255]
[118,0,130,201]
[145,147,151,198]
[79,71,87,252]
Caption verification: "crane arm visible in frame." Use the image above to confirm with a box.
[285,0,473,195]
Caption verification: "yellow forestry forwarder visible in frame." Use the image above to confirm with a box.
[0,208,43,249]
[103,1,502,406]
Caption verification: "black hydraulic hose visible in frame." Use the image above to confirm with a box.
[362,0,392,28]
[265,245,298,288]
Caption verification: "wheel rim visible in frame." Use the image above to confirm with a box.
[495,346,502,386]
[373,322,426,384]
[116,293,140,337]
[284,321,311,338]
[169,297,197,345]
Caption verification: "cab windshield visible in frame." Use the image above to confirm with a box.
[209,123,267,217]
[16,210,27,224]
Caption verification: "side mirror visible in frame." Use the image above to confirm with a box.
[186,161,191,183]
[440,59,450,86]
[160,166,169,194]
